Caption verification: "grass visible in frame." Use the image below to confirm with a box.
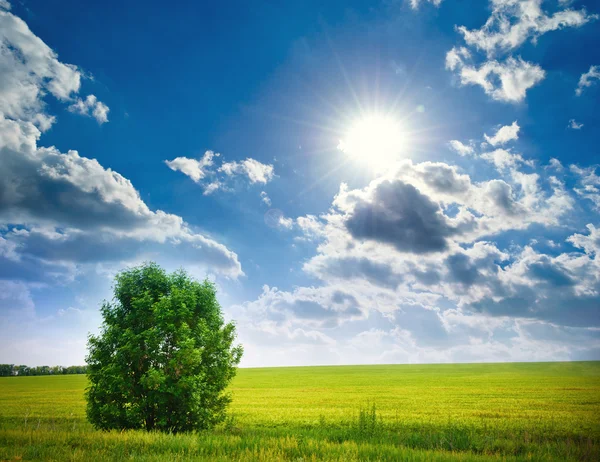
[1,361,599,461]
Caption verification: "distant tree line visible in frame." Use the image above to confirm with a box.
[0,364,88,376]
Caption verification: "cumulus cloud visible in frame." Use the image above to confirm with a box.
[219,158,275,184]
[165,153,274,195]
[446,1,596,103]
[231,285,365,332]
[165,151,217,183]
[484,121,520,146]
[447,52,545,103]
[0,8,109,127]
[568,224,600,256]
[481,148,534,172]
[457,0,597,57]
[260,191,271,206]
[576,65,600,96]
[228,0,600,364]
[231,149,599,362]
[0,6,242,282]
[449,140,474,156]
[0,117,243,278]
[342,180,457,254]
[68,94,109,124]
[409,0,443,9]
[571,165,600,209]
[568,119,584,130]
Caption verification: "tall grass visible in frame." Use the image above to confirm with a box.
[1,362,599,461]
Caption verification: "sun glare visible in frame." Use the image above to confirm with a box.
[338,114,406,170]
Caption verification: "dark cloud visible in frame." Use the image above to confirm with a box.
[484,180,522,216]
[0,117,242,278]
[466,283,600,328]
[313,257,403,289]
[345,180,456,254]
[416,162,471,195]
[445,253,482,286]
[393,305,451,348]
[331,291,359,306]
[0,128,147,232]
[527,258,575,287]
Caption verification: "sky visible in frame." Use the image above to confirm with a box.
[0,0,599,367]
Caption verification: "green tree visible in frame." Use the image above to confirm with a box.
[85,263,243,433]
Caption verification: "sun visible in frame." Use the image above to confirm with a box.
[338,113,406,170]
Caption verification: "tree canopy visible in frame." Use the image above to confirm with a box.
[86,263,243,432]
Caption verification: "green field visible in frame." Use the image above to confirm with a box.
[1,362,599,461]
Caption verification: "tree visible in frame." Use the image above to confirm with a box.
[85,263,243,433]
[0,364,14,376]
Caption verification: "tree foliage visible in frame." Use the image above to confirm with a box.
[85,263,243,432]
[0,364,87,376]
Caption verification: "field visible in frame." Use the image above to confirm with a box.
[1,362,599,461]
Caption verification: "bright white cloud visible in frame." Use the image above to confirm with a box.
[166,153,274,195]
[568,119,584,130]
[0,7,110,129]
[484,121,520,146]
[0,5,243,288]
[68,94,110,124]
[448,52,545,103]
[446,1,596,104]
[0,8,79,124]
[568,224,600,256]
[165,151,217,183]
[571,165,600,210]
[481,148,534,172]
[220,158,275,184]
[457,0,597,57]
[449,140,474,156]
[548,158,564,171]
[576,65,600,96]
[409,0,443,9]
[260,191,272,206]
[0,116,243,278]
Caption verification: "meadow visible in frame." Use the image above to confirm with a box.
[0,362,599,461]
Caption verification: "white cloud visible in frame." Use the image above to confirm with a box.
[228,145,599,365]
[0,116,243,278]
[481,148,534,172]
[68,94,110,124]
[278,215,294,229]
[0,7,243,281]
[568,119,584,130]
[548,158,564,171]
[165,151,217,183]
[449,140,474,156]
[448,53,545,103]
[260,191,271,206]
[445,46,471,72]
[0,7,109,129]
[457,0,597,57]
[571,164,600,209]
[576,65,600,96]
[166,153,274,195]
[409,0,443,9]
[0,8,79,124]
[484,121,520,146]
[568,224,600,256]
[203,181,222,196]
[446,1,596,104]
[220,158,274,184]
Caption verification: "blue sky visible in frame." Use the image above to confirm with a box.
[0,0,599,367]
